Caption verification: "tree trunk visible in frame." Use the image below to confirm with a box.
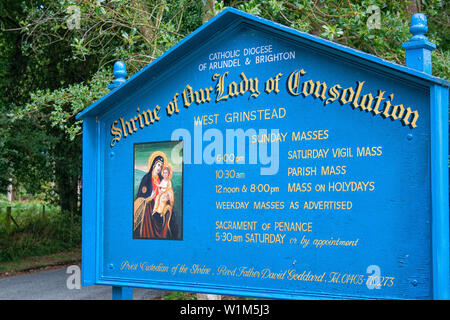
[407,0,420,15]
[202,0,216,22]
[53,134,82,215]
[7,180,15,202]
[55,168,80,214]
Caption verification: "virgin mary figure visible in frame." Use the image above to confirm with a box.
[133,151,177,239]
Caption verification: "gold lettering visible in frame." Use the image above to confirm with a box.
[129,118,138,132]
[351,81,365,109]
[142,109,154,125]
[339,86,355,105]
[313,81,327,101]
[194,88,212,104]
[391,104,405,120]
[287,69,306,96]
[239,72,260,99]
[325,84,341,105]
[228,81,239,98]
[264,73,282,94]
[358,93,374,111]
[212,72,229,102]
[109,68,421,149]
[381,94,394,119]
[136,108,144,128]
[302,79,314,97]
[120,117,133,137]
[182,84,194,107]
[110,120,122,147]
[166,93,180,116]
[153,105,161,121]
[402,107,419,128]
[371,90,385,115]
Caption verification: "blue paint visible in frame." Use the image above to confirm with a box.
[402,13,436,75]
[430,84,450,299]
[76,8,449,121]
[112,286,133,300]
[403,14,449,299]
[81,117,97,286]
[78,8,449,300]
[107,61,127,91]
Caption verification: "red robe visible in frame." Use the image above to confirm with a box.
[140,175,173,239]
[140,175,160,238]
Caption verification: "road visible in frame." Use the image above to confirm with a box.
[0,265,167,300]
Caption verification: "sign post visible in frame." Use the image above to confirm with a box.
[77,8,449,300]
[402,13,449,300]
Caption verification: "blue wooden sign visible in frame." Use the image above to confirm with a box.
[76,8,449,300]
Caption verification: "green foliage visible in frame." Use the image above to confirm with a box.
[0,199,81,263]
[162,291,197,300]
[0,0,448,212]
[15,68,111,141]
[0,1,207,208]
[221,0,449,75]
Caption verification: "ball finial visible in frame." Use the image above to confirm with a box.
[402,13,436,74]
[108,60,127,90]
[409,13,428,41]
[113,61,127,79]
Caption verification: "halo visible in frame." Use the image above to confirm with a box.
[147,151,169,173]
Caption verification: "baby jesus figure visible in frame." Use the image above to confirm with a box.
[152,165,174,217]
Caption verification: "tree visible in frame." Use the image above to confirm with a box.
[0,0,448,214]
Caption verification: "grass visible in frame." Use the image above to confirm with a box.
[161,291,257,300]
[0,196,254,300]
[0,196,81,265]
[0,249,81,277]
[162,291,198,300]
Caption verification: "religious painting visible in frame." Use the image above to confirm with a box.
[133,141,183,240]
